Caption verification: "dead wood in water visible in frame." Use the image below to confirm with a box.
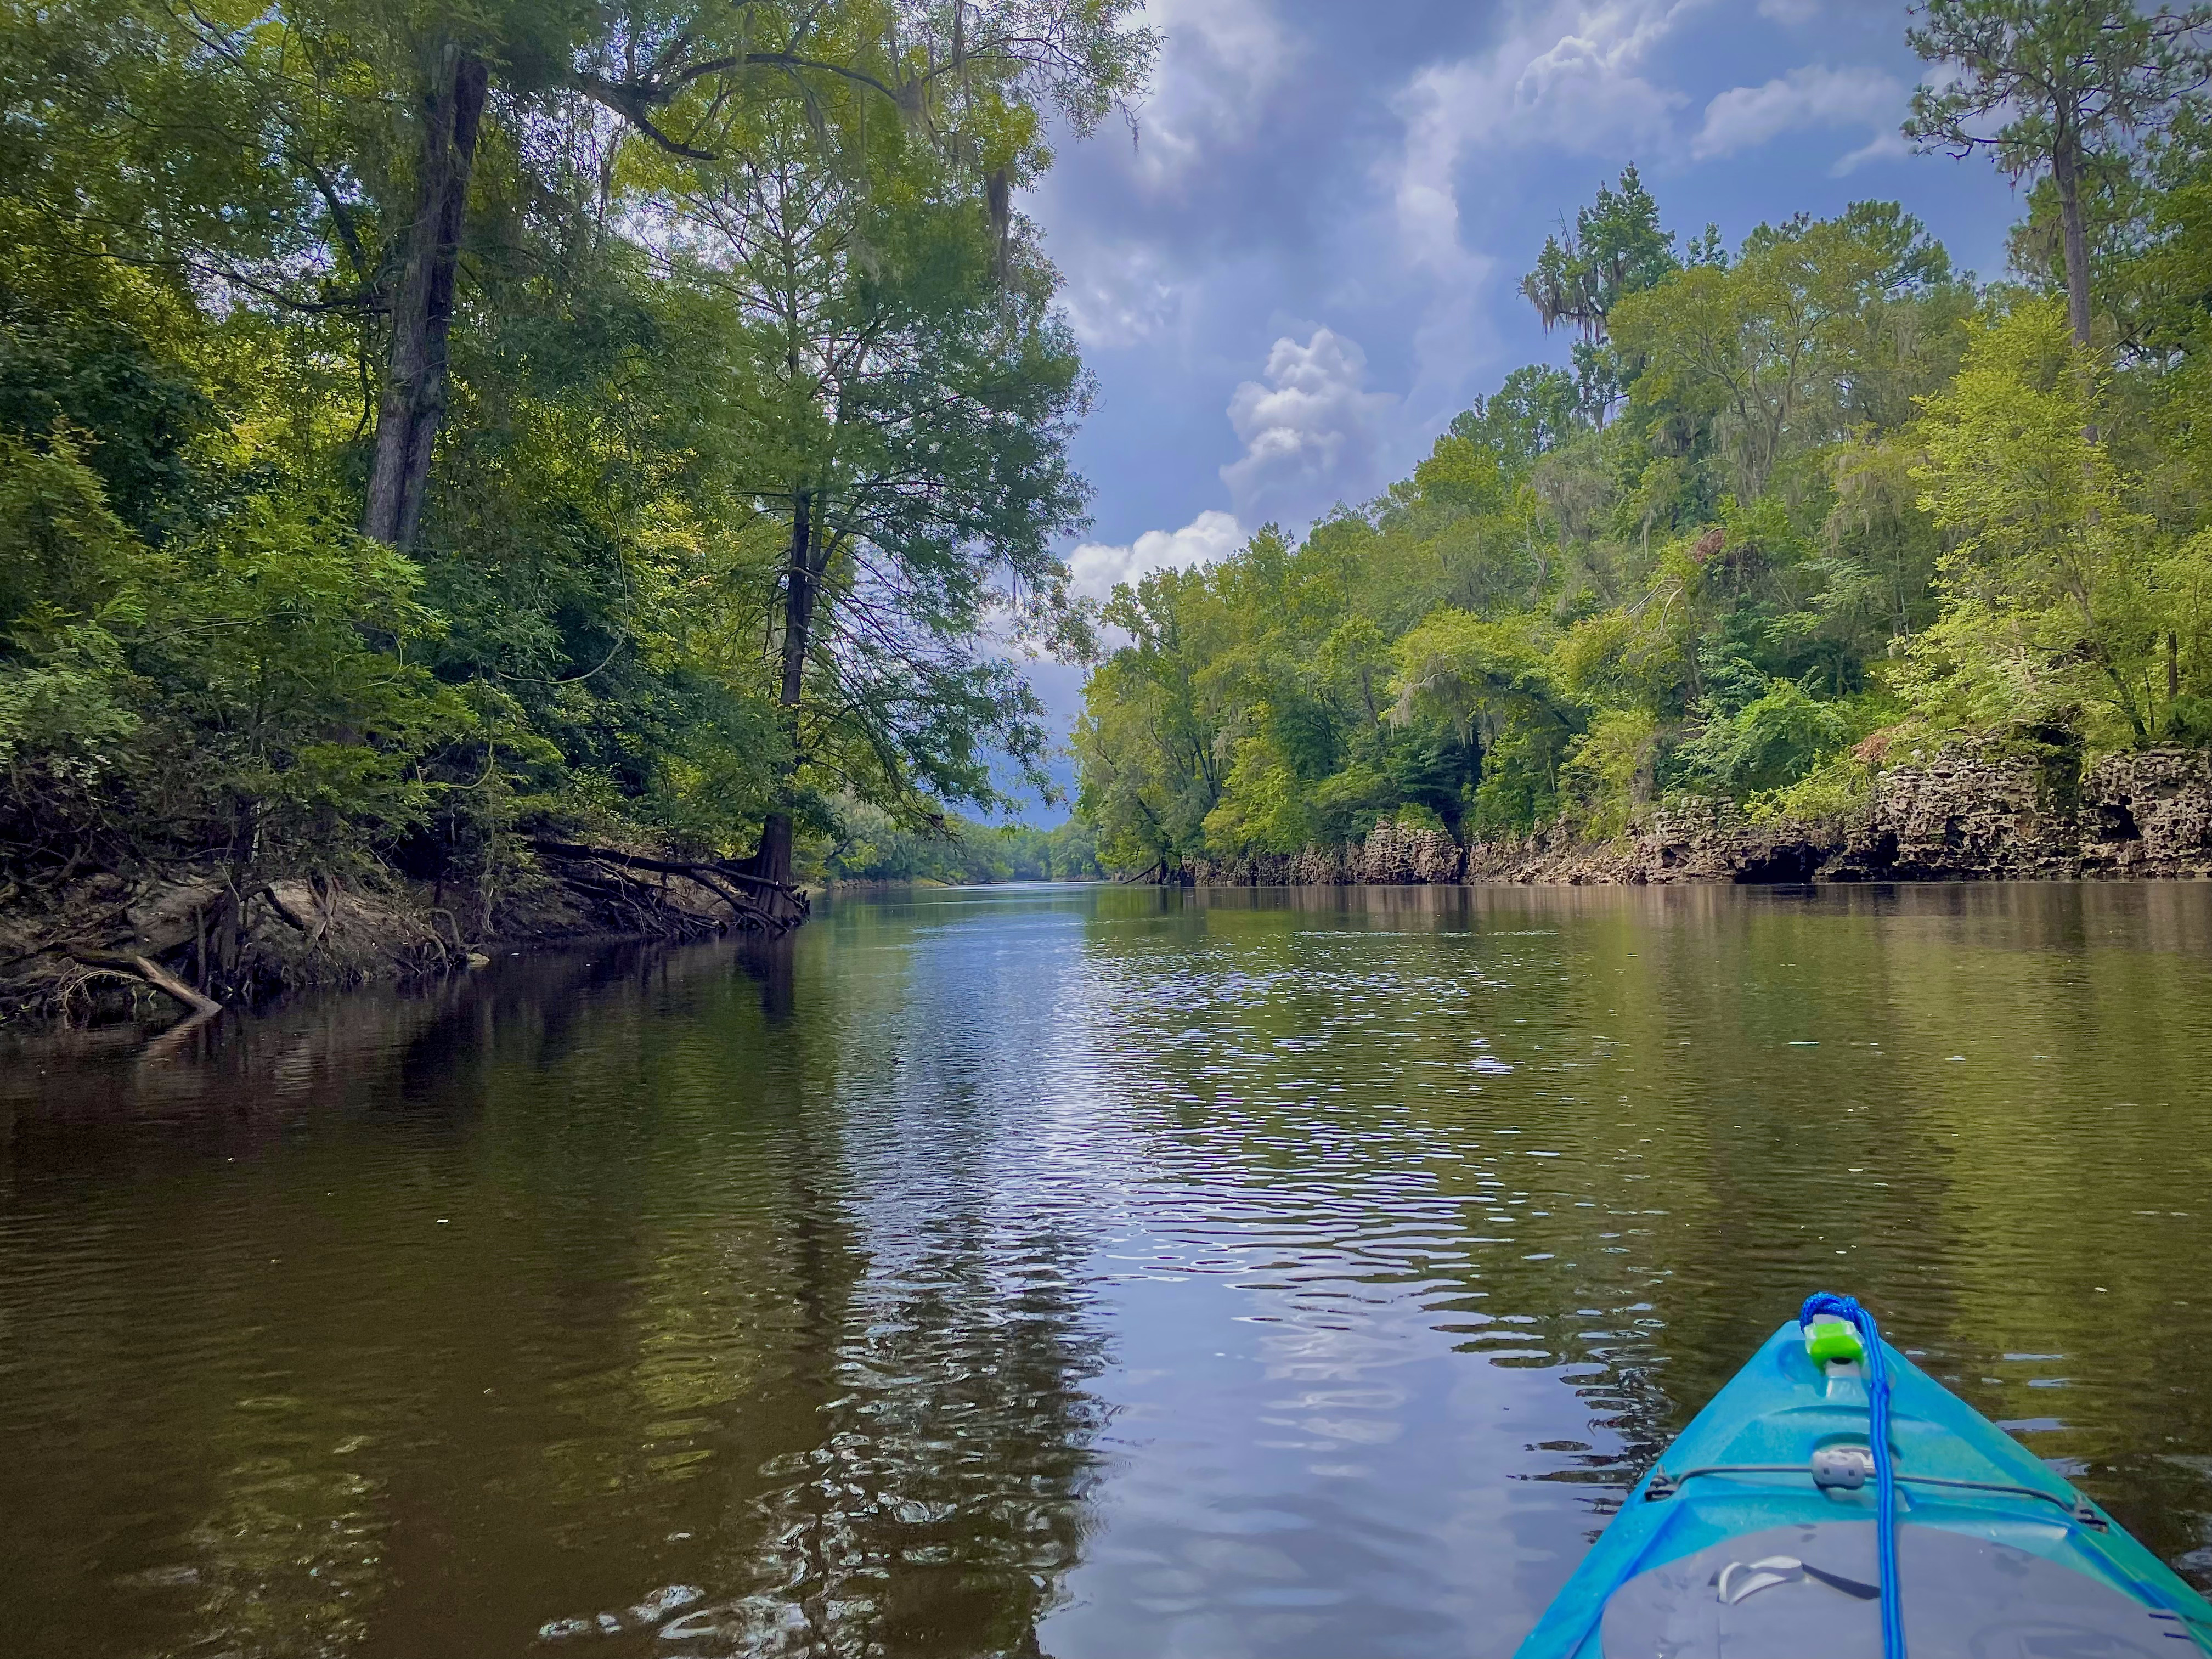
[65,949,224,1018]
[529,841,810,933]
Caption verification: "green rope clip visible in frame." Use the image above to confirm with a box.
[1806,1321,1866,1367]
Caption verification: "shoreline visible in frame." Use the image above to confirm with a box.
[11,852,2209,1036]
[12,738,2209,1028]
[0,866,1110,1031]
[1176,742,2212,890]
[0,844,806,1030]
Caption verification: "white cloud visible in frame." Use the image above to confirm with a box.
[1384,2,1700,402]
[1832,128,1912,175]
[1391,0,1700,265]
[1030,0,1296,350]
[1220,328,1398,524]
[1056,242,1189,350]
[1756,0,1821,21]
[1128,0,1301,190]
[1066,510,1248,601]
[1692,64,1905,163]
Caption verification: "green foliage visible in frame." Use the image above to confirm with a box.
[1905,299,2203,742]
[1559,708,1663,839]
[1669,680,1859,798]
[0,432,477,858]
[146,498,478,849]
[0,0,1145,910]
[820,795,1100,884]
[1074,154,2212,876]
[1750,749,1880,827]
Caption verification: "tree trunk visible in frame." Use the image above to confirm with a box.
[2052,121,2094,349]
[68,950,223,1018]
[747,488,816,885]
[362,45,489,548]
[750,810,795,886]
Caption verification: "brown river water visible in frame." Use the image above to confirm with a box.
[3,882,2211,1658]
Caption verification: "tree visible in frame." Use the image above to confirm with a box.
[363,0,1152,548]
[0,0,1153,550]
[1519,164,1682,340]
[1611,203,1969,501]
[1909,300,2185,741]
[1389,611,1574,801]
[662,96,1093,882]
[1906,0,2212,346]
[1448,365,1584,469]
[1519,165,1719,419]
[1073,559,1248,873]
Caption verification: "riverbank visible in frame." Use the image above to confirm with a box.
[0,842,807,1026]
[1181,742,2212,888]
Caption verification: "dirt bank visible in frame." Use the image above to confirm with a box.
[1,842,807,1026]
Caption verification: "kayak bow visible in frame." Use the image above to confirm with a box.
[1515,1293,2212,1658]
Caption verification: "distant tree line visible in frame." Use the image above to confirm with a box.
[820,800,1100,883]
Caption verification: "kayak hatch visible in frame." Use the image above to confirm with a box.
[1514,1294,2212,1658]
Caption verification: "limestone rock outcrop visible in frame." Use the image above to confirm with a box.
[1185,816,1465,886]
[1175,743,2212,887]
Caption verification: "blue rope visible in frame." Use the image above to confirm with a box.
[1802,1291,1906,1659]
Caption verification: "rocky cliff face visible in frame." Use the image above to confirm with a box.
[1185,816,1465,886]
[1834,742,2212,882]
[1846,739,2085,879]
[1461,799,1833,885]
[2078,749,2212,873]
[1177,744,2212,887]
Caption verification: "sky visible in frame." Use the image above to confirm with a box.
[1003,0,2029,823]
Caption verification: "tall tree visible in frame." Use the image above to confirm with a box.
[661,94,1092,882]
[1906,0,2212,346]
[1519,165,1682,341]
[358,0,1152,548]
[1519,165,1716,420]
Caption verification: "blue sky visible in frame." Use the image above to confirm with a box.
[1004,0,2028,823]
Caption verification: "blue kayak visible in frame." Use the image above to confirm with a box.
[1516,1294,2212,1657]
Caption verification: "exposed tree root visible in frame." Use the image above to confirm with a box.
[530,840,810,933]
[2,836,815,1028]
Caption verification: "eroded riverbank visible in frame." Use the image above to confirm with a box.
[0,844,808,1025]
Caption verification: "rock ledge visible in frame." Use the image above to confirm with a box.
[1180,744,2212,887]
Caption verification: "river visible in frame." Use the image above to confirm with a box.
[4,882,2211,1657]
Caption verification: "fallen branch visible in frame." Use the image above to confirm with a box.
[67,949,223,1018]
